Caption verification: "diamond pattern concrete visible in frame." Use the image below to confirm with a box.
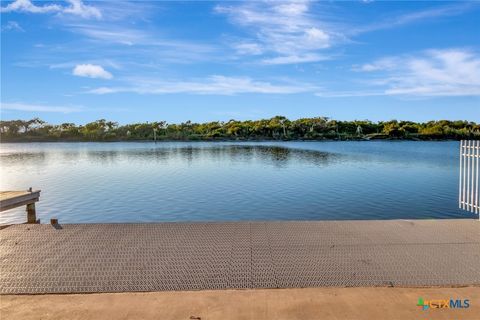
[0,220,479,294]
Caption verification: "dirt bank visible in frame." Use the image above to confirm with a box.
[1,286,479,320]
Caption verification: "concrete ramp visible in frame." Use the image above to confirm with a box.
[1,219,479,294]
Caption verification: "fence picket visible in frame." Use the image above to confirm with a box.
[459,140,480,217]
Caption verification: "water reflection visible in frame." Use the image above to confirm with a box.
[0,141,474,223]
[0,152,46,165]
[82,145,337,167]
[86,150,127,164]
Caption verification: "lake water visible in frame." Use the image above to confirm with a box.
[0,141,475,224]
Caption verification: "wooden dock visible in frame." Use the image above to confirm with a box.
[0,189,41,223]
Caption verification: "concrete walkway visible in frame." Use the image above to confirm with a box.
[1,219,479,294]
[2,287,479,320]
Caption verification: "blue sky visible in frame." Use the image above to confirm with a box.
[1,0,479,124]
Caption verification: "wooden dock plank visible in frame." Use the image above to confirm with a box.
[0,190,41,223]
[0,190,40,212]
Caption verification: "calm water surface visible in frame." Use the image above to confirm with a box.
[0,141,475,223]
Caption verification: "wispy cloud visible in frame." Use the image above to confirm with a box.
[215,1,337,64]
[315,90,385,98]
[262,53,331,65]
[215,1,478,66]
[1,102,82,113]
[352,57,397,72]
[1,0,101,19]
[1,21,24,32]
[352,2,478,35]
[62,0,101,19]
[321,48,480,97]
[91,1,157,22]
[233,42,264,56]
[88,75,317,95]
[381,49,480,96]
[72,64,113,79]
[63,23,217,64]
[66,24,146,46]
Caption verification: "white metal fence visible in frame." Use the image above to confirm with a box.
[459,140,480,216]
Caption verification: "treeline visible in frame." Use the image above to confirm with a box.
[1,117,479,142]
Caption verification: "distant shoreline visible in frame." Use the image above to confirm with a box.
[1,117,478,142]
[0,137,461,143]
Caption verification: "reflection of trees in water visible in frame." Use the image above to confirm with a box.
[86,150,125,164]
[82,145,337,167]
[86,149,175,165]
[229,146,335,167]
[61,151,82,162]
[0,152,46,165]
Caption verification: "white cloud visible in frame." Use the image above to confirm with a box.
[381,49,480,96]
[88,75,317,95]
[325,49,480,97]
[1,21,24,32]
[67,24,147,46]
[73,64,113,79]
[63,0,101,19]
[0,0,61,13]
[217,1,477,65]
[352,3,476,35]
[305,27,329,43]
[352,57,398,72]
[274,2,309,16]
[0,0,101,19]
[315,90,385,98]
[89,87,117,95]
[66,24,217,63]
[1,102,81,113]
[262,53,330,65]
[233,42,264,56]
[216,1,334,64]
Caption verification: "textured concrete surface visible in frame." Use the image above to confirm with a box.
[2,287,480,320]
[0,219,479,294]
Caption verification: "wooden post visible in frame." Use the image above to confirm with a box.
[26,203,36,224]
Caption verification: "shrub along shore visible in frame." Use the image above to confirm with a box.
[1,117,479,142]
